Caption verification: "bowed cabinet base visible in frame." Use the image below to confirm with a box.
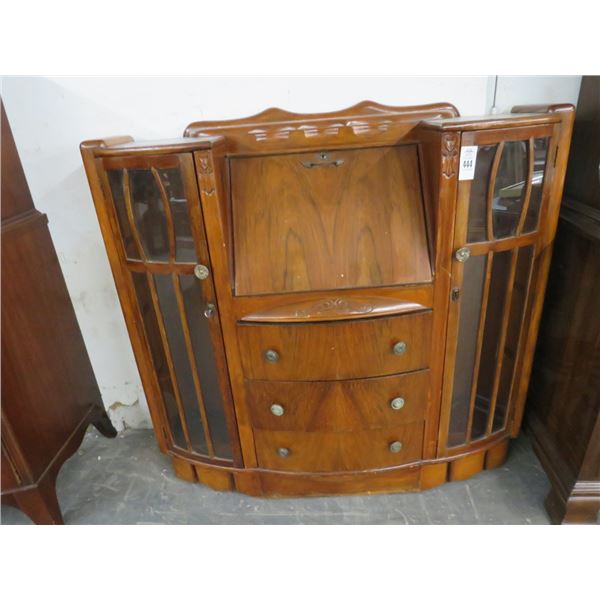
[169,438,510,498]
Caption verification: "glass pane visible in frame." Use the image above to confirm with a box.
[493,141,529,239]
[180,275,233,460]
[472,250,513,439]
[130,272,185,448]
[107,169,140,260]
[157,168,197,262]
[128,169,170,261]
[153,274,209,455]
[493,245,534,431]
[448,254,487,447]
[467,145,497,243]
[107,167,197,263]
[523,138,549,233]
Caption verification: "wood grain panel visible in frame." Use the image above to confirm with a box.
[231,145,431,295]
[254,422,423,472]
[246,370,429,431]
[238,311,432,381]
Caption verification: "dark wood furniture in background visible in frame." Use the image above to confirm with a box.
[1,102,117,524]
[527,76,600,524]
[81,101,574,497]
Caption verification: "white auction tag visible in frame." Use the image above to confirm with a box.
[458,145,478,181]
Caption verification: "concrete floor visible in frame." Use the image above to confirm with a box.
[1,428,553,524]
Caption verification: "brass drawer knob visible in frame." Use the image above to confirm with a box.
[270,404,285,417]
[455,247,471,263]
[264,349,280,363]
[194,264,210,280]
[390,397,405,410]
[389,441,403,453]
[277,447,290,458]
[392,341,407,355]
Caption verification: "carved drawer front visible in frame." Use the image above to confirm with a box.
[246,370,429,432]
[238,311,432,381]
[254,422,424,473]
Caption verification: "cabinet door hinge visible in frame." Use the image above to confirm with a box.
[451,287,460,302]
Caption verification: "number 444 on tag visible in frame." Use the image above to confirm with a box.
[459,146,478,181]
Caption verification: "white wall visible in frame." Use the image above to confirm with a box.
[0,76,581,429]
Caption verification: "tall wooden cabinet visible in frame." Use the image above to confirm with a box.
[527,76,600,524]
[1,102,117,524]
[81,101,574,496]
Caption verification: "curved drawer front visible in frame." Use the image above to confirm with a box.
[246,370,429,432]
[238,311,432,381]
[254,422,424,473]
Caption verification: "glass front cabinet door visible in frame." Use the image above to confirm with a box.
[442,123,559,454]
[93,150,241,466]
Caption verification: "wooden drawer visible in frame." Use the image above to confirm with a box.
[254,422,424,473]
[246,370,429,431]
[238,311,432,381]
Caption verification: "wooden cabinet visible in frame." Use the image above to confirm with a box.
[527,76,600,524]
[81,101,574,496]
[1,103,117,524]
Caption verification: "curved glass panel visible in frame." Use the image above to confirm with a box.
[154,274,209,455]
[523,138,549,233]
[471,250,513,439]
[180,275,233,459]
[107,167,196,263]
[448,255,487,447]
[130,271,185,448]
[107,169,140,260]
[128,169,170,261]
[492,141,529,239]
[493,245,535,431]
[157,168,196,262]
[467,145,497,243]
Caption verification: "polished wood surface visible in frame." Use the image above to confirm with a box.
[185,101,459,154]
[527,195,600,523]
[563,76,599,211]
[238,312,432,381]
[246,370,429,431]
[231,145,431,296]
[239,295,428,323]
[81,101,574,497]
[2,103,117,524]
[254,422,423,472]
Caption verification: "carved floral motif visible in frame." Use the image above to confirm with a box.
[441,133,459,178]
[196,152,216,196]
[294,297,374,318]
[247,118,396,143]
